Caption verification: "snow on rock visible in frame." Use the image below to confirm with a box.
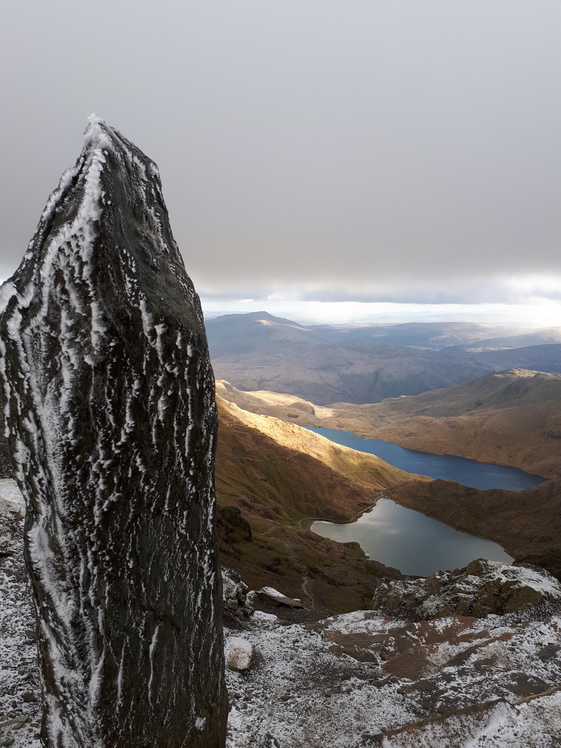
[371,558,561,619]
[2,490,561,747]
[0,120,227,747]
[226,637,254,671]
[247,586,304,609]
[223,606,561,747]
[223,567,253,619]
[0,480,41,748]
[251,611,280,626]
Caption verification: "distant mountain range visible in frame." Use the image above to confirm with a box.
[206,312,489,404]
[206,312,561,403]
[308,320,514,348]
[307,321,561,350]
[469,344,561,373]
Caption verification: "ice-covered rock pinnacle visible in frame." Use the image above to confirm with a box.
[0,119,227,746]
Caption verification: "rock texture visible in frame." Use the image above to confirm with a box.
[371,559,561,619]
[3,481,561,748]
[225,637,254,671]
[0,118,227,746]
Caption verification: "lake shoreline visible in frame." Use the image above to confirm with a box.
[310,497,514,577]
[304,425,546,490]
[304,425,542,576]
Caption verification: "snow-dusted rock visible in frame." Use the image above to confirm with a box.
[251,610,280,626]
[248,586,304,609]
[224,607,561,747]
[371,558,561,619]
[226,637,254,671]
[0,118,227,747]
[0,480,41,747]
[223,567,253,617]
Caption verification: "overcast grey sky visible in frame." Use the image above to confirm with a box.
[1,1,560,315]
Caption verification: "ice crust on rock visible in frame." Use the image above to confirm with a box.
[0,119,227,747]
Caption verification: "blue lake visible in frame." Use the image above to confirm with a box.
[305,426,546,490]
[306,426,544,575]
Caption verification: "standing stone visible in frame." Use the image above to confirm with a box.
[0,117,228,747]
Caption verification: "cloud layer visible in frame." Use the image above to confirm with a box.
[1,1,559,307]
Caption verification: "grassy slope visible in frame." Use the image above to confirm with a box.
[216,376,561,585]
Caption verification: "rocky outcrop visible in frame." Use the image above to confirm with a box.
[222,567,253,620]
[0,480,41,746]
[0,118,227,746]
[248,586,305,609]
[371,558,561,618]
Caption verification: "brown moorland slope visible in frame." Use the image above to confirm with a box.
[217,369,561,479]
[214,396,415,612]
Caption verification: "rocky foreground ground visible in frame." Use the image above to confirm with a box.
[2,479,561,747]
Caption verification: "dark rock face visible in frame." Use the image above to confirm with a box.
[0,431,13,479]
[0,117,227,746]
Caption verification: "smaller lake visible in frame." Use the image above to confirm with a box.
[312,499,514,577]
[305,426,545,490]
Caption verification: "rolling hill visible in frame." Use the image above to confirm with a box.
[206,312,491,404]
[309,321,513,348]
[471,344,561,374]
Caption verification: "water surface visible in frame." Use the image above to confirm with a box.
[312,498,513,577]
[305,426,545,490]
[306,425,536,575]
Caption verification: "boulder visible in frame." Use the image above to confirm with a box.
[225,637,254,671]
[222,567,253,617]
[248,586,304,609]
[0,117,227,746]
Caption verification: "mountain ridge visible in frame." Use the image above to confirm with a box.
[206,312,561,404]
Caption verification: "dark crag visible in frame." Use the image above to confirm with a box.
[0,117,227,747]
